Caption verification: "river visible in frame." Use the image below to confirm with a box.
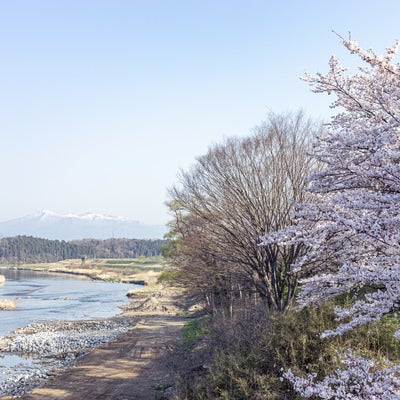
[0,268,141,394]
[0,268,140,338]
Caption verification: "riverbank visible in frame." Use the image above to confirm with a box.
[0,286,188,399]
[0,257,166,285]
[0,317,137,397]
[0,260,190,399]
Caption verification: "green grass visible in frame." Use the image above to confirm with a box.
[104,260,135,265]
[103,256,165,271]
[157,270,183,285]
[182,318,209,349]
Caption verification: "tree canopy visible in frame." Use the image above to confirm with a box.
[167,112,322,313]
[0,236,166,263]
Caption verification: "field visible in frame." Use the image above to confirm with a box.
[1,256,169,285]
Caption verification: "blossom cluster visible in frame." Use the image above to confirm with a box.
[284,354,400,399]
[260,37,400,398]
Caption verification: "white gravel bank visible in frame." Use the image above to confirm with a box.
[0,317,138,397]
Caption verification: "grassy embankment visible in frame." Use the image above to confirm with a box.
[1,256,168,286]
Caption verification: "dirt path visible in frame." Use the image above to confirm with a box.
[15,288,187,400]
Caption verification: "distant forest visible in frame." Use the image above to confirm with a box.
[0,236,167,263]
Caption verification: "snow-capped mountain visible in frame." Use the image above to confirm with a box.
[0,210,167,240]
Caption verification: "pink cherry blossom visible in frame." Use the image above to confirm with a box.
[260,36,400,398]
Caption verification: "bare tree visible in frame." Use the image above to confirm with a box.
[167,111,323,313]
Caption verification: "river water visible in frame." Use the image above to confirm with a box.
[0,268,140,338]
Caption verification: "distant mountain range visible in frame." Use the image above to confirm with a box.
[0,210,167,240]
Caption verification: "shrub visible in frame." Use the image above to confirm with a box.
[157,270,184,286]
[175,302,400,399]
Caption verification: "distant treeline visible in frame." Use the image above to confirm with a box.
[0,236,167,263]
[70,238,166,259]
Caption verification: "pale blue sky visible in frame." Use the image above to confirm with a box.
[1,0,399,225]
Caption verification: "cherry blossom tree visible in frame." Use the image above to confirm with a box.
[260,37,400,397]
